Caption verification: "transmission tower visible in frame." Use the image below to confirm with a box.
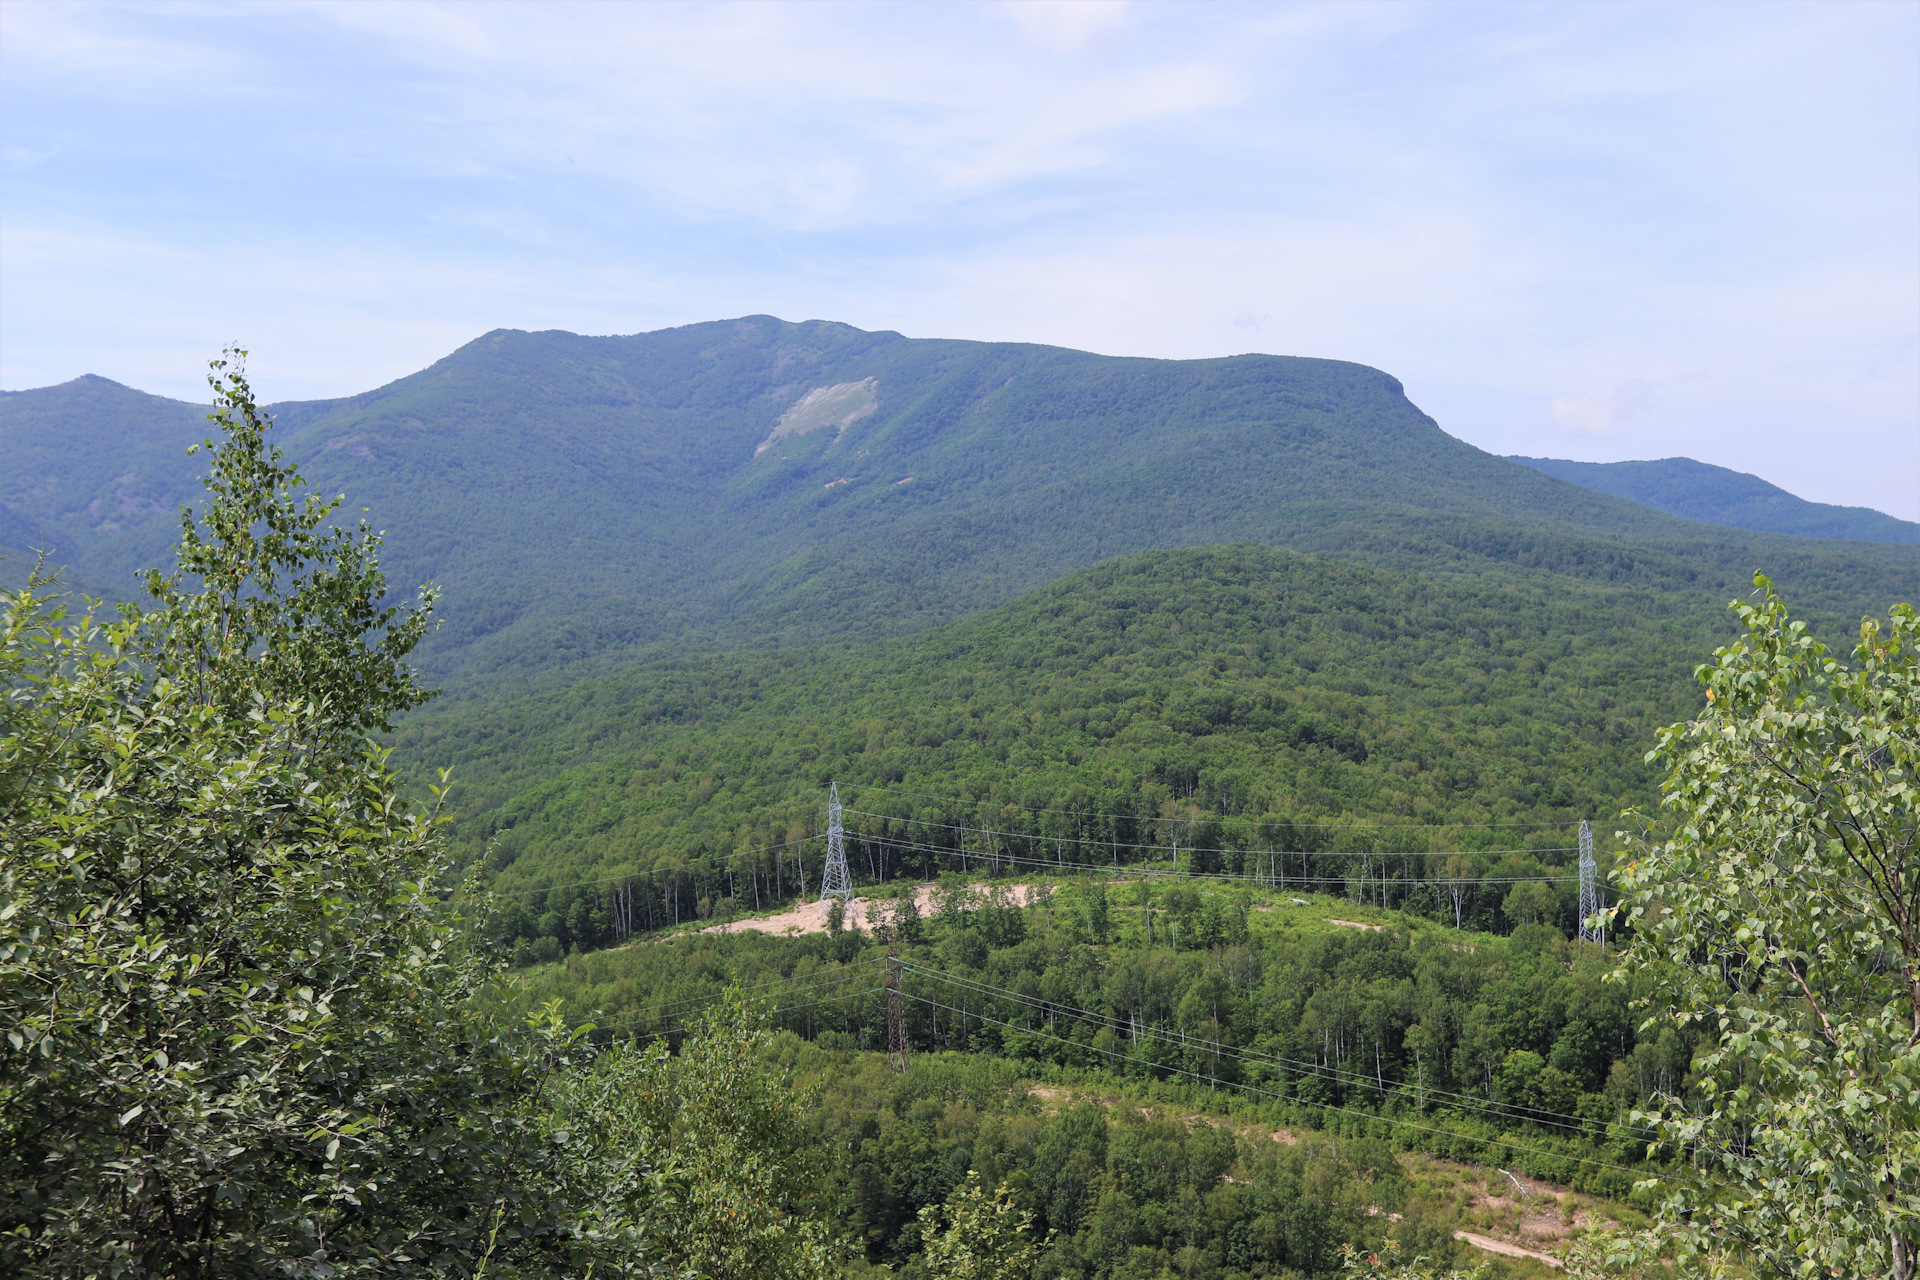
[819,781,852,904]
[1577,820,1602,944]
[886,944,909,1073]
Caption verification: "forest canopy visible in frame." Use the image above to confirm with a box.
[3,349,1913,1278]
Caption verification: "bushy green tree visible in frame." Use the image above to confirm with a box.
[136,349,437,747]
[1081,882,1109,945]
[916,1171,1047,1280]
[1500,880,1556,930]
[0,355,561,1277]
[539,991,840,1279]
[0,355,645,1280]
[1606,578,1918,1277]
[1338,1237,1486,1279]
[1,350,861,1279]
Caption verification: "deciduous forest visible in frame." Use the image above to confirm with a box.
[4,354,1914,1278]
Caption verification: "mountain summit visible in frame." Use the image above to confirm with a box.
[5,318,1913,686]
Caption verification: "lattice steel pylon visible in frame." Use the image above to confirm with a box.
[1577,820,1602,944]
[819,782,853,904]
[886,944,909,1073]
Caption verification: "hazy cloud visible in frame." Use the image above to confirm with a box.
[1551,383,1657,439]
[1000,0,1136,53]
[1,0,1914,517]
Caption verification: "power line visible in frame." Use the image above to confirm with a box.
[896,987,1651,1180]
[553,964,1909,1196]
[611,956,884,1019]
[482,783,1588,950]
[565,955,1629,1145]
[585,966,886,1037]
[492,834,822,899]
[819,781,853,903]
[589,985,884,1045]
[592,982,880,1039]
[504,826,1581,912]
[904,962,1556,1127]
[900,960,1640,1141]
[838,782,1590,830]
[485,831,1579,961]
[886,944,908,1073]
[854,830,1583,886]
[480,791,1600,904]
[840,808,1580,858]
[1578,820,1604,945]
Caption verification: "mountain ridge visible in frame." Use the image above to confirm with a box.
[6,318,1914,689]
[1509,454,1917,544]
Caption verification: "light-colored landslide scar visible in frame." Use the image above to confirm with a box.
[756,379,878,455]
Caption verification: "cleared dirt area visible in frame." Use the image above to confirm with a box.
[690,883,1044,939]
[1454,1230,1564,1267]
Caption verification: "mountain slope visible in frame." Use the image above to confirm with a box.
[7,318,1915,686]
[401,543,1766,942]
[1509,455,1919,543]
[0,374,211,597]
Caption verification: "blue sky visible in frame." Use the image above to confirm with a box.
[3,0,1916,518]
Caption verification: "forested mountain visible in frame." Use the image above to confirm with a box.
[1509,454,1919,543]
[6,318,1914,689]
[12,331,1915,1277]
[405,543,1766,959]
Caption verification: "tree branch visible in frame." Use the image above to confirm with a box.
[1782,957,1841,1047]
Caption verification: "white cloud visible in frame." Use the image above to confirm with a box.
[998,0,1135,53]
[1550,383,1656,439]
[1,0,1915,517]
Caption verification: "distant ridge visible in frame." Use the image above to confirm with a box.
[1509,455,1918,544]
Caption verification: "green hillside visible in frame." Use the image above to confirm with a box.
[399,543,1813,961]
[7,319,1914,690]
[1509,454,1919,543]
[0,374,211,599]
[506,874,1660,1273]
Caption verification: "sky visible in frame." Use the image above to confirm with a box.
[2,0,1916,519]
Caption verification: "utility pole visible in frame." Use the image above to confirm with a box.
[1577,820,1602,944]
[886,943,908,1073]
[819,782,852,904]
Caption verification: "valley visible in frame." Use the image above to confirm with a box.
[506,872,1657,1274]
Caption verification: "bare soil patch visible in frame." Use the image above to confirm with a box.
[690,883,1044,939]
[1454,1231,1563,1267]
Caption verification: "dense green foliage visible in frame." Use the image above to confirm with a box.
[511,879,1671,1274]
[0,361,835,1279]
[916,1171,1048,1280]
[1,577,541,1276]
[410,544,1742,960]
[0,359,552,1275]
[7,319,1914,689]
[1510,455,1919,545]
[1602,585,1918,1277]
[539,991,840,1279]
